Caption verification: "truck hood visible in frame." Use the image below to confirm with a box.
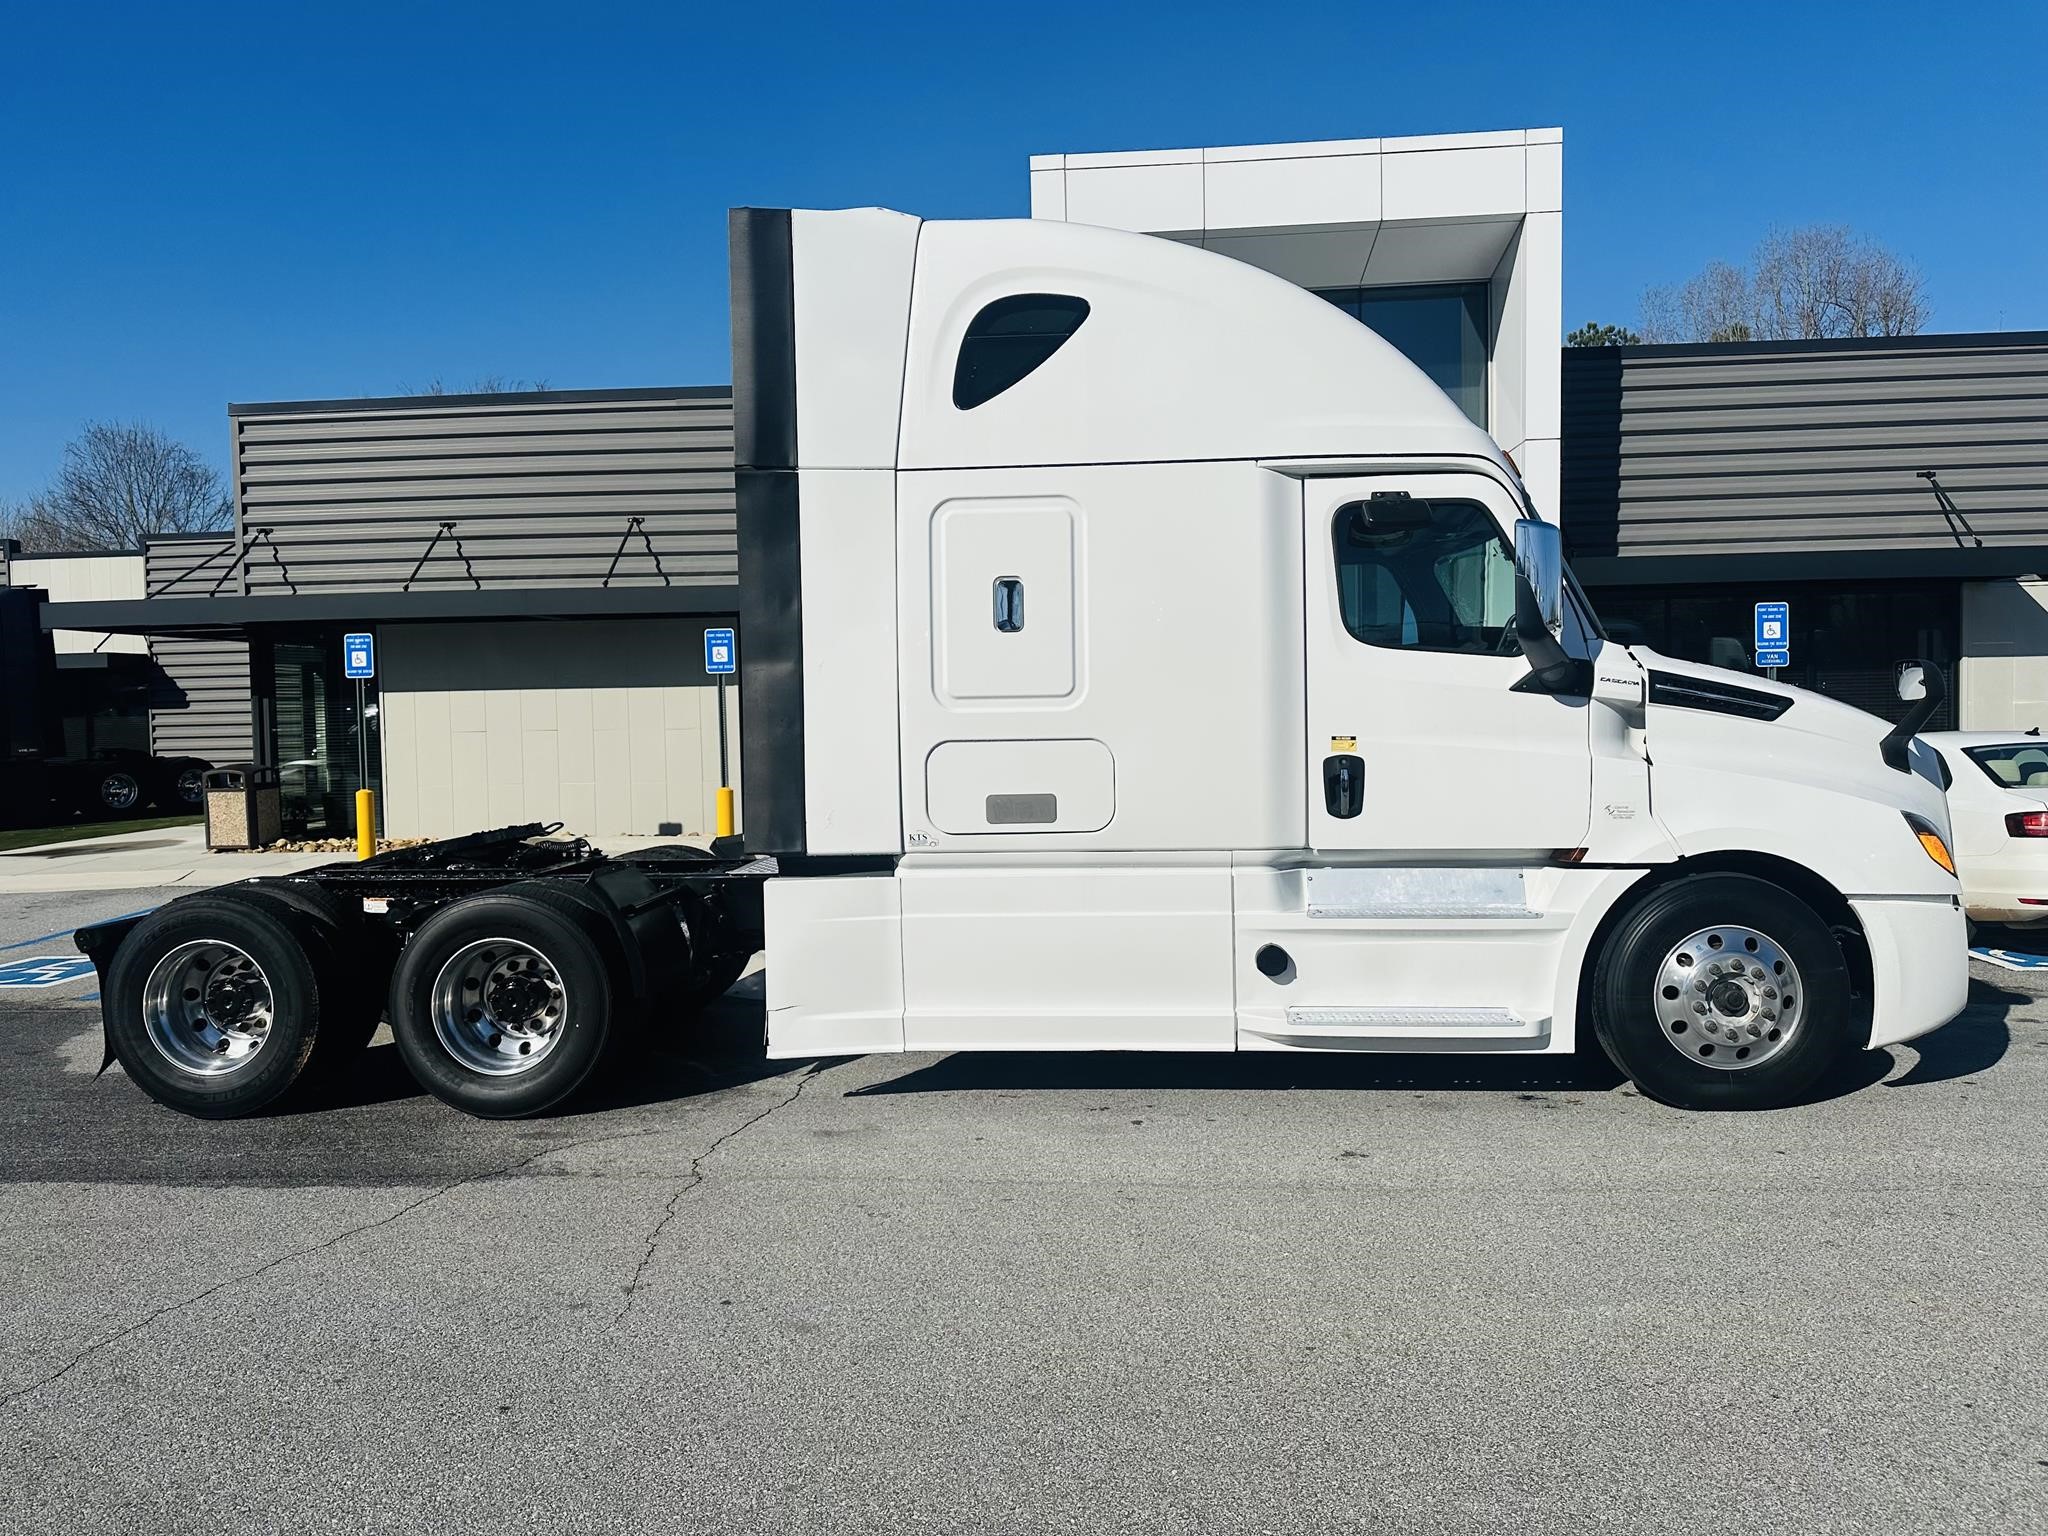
[1624,646,1956,896]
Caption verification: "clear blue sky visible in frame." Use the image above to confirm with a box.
[3,0,2044,502]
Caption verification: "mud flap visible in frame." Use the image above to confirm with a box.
[73,914,147,1078]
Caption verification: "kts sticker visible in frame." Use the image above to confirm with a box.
[1329,736,1357,753]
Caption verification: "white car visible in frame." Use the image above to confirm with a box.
[1920,730,2048,927]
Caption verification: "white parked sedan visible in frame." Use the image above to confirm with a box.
[1920,730,2048,927]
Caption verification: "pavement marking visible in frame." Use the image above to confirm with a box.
[0,956,100,988]
[0,908,154,954]
[1970,946,2048,971]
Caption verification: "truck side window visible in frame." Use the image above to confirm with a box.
[1332,498,1519,655]
[953,294,1091,410]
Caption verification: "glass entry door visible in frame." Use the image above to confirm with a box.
[271,634,381,836]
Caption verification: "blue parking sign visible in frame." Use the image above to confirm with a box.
[1753,602,1789,664]
[343,632,375,680]
[704,627,736,676]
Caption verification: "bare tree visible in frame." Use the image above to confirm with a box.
[4,422,231,552]
[401,375,550,396]
[1641,260,1757,344]
[1753,224,1928,339]
[1638,225,1928,343]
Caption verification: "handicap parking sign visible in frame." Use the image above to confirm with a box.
[704,627,736,676]
[0,955,97,988]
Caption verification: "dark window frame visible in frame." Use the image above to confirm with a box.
[952,294,1091,411]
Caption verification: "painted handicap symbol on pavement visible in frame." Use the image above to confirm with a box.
[0,956,97,988]
[1970,947,2048,971]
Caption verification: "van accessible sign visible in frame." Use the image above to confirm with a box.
[1754,602,1789,670]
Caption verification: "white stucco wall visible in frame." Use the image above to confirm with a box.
[377,619,740,841]
[7,551,145,653]
[1961,579,2048,730]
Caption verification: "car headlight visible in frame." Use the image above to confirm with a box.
[1903,812,1956,876]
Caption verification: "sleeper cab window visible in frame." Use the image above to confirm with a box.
[1332,496,1518,656]
[952,294,1091,410]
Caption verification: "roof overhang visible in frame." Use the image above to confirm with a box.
[1572,546,2048,588]
[38,583,742,638]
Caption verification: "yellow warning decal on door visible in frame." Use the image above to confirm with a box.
[1330,736,1357,753]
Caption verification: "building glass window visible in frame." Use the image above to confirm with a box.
[1317,282,1490,428]
[1333,497,1517,655]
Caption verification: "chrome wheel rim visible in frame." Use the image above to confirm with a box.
[1655,924,1802,1071]
[143,941,276,1076]
[102,773,140,810]
[430,938,568,1077]
[175,768,205,805]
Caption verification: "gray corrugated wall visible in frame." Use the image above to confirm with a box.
[145,535,253,763]
[1561,332,2048,559]
[230,389,736,595]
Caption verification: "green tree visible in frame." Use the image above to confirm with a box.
[1567,322,1642,347]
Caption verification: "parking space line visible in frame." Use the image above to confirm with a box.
[0,909,154,954]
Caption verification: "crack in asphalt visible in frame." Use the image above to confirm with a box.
[613,1061,831,1327]
[0,1060,835,1413]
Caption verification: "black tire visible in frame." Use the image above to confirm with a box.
[155,759,209,811]
[388,883,626,1118]
[217,882,390,1063]
[105,896,332,1118]
[94,768,145,818]
[1590,874,1853,1111]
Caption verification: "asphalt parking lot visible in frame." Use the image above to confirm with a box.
[1,886,2044,1534]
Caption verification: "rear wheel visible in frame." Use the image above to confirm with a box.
[1590,873,1854,1110]
[105,897,330,1117]
[215,882,389,1065]
[388,885,625,1117]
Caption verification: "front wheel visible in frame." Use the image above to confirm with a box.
[1589,874,1854,1110]
[95,769,144,817]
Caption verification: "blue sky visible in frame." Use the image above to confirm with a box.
[3,0,2043,502]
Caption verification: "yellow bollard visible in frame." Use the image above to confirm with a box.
[715,785,735,839]
[355,788,376,861]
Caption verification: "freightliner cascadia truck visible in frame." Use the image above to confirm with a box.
[75,206,1968,1117]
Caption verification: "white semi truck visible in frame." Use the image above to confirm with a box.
[77,206,1969,1117]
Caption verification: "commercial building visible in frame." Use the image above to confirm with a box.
[1030,129,1562,517]
[1563,330,2048,730]
[23,389,740,839]
[13,127,2048,843]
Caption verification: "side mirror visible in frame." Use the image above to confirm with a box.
[1511,518,1586,695]
[1513,519,1564,641]
[1896,662,1928,703]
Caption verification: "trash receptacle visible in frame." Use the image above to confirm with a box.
[203,764,283,851]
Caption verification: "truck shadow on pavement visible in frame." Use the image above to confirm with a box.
[851,977,2020,1108]
[262,969,2027,1119]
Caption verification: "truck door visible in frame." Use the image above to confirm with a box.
[1305,472,1593,856]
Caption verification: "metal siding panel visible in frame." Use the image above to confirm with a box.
[1563,336,2048,561]
[228,392,737,597]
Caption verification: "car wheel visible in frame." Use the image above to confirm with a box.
[1590,873,1854,1110]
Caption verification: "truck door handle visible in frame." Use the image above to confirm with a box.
[1323,754,1364,819]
